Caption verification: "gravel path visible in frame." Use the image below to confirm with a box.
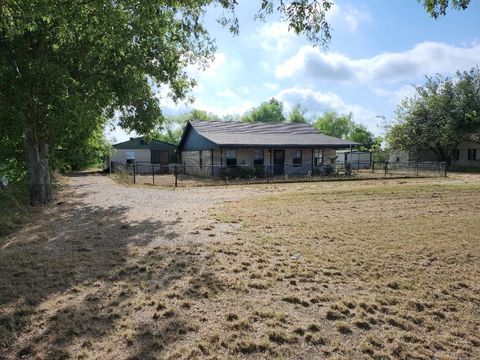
[62,173,266,246]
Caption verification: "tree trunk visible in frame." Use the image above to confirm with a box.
[24,124,52,205]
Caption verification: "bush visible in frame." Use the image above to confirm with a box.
[221,166,255,179]
[0,181,28,237]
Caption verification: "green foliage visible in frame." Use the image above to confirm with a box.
[242,98,286,123]
[187,109,221,122]
[386,68,480,162]
[349,125,375,150]
[221,166,256,179]
[288,104,309,124]
[420,0,470,18]
[314,112,353,139]
[314,112,377,150]
[155,109,220,144]
[0,181,28,237]
[52,125,112,171]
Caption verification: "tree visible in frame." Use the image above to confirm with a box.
[155,109,220,144]
[420,0,470,18]
[386,68,480,162]
[0,1,337,205]
[242,98,286,123]
[288,104,309,124]
[314,112,353,139]
[349,124,375,150]
[51,124,111,171]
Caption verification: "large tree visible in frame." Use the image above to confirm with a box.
[0,1,333,205]
[314,112,353,139]
[386,68,480,162]
[314,112,377,150]
[242,98,286,123]
[288,104,309,124]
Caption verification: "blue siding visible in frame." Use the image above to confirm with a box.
[181,127,218,151]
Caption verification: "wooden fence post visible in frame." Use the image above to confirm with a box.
[133,162,136,184]
[152,165,155,185]
[384,161,388,178]
[174,164,178,187]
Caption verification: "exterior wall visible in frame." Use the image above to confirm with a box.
[389,150,410,163]
[453,141,480,168]
[184,146,347,177]
[110,148,150,164]
[182,150,214,176]
[336,151,371,169]
[389,141,480,168]
[181,127,218,151]
[323,148,337,162]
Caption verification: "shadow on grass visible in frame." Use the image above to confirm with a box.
[0,179,207,359]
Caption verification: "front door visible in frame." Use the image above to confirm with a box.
[273,150,285,175]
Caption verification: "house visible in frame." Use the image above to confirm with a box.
[336,150,372,169]
[389,139,480,169]
[109,137,176,172]
[177,120,357,177]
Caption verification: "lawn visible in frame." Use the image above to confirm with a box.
[1,177,479,359]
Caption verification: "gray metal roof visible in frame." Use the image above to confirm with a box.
[113,137,176,150]
[189,120,357,148]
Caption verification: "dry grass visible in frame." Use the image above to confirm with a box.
[1,175,480,359]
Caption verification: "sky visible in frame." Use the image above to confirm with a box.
[108,0,480,143]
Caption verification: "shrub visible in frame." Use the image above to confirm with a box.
[221,166,255,180]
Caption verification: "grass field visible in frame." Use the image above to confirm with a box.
[1,176,479,359]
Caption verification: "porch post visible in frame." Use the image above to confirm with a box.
[311,148,314,173]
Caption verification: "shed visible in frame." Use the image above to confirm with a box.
[110,137,176,168]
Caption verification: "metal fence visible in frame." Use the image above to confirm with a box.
[110,160,447,187]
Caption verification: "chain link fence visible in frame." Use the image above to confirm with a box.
[110,160,447,187]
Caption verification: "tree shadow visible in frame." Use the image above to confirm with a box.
[0,179,192,358]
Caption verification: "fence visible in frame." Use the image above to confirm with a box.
[110,160,447,187]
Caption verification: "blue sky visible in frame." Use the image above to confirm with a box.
[109,1,480,142]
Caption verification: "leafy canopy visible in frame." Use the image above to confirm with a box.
[288,104,309,124]
[385,67,480,161]
[420,0,471,18]
[242,98,286,123]
[314,112,377,150]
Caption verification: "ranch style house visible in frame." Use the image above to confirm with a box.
[177,120,357,177]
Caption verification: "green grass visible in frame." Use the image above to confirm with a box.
[0,182,28,237]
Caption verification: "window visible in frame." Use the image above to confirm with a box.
[199,151,203,168]
[314,149,323,166]
[254,150,264,166]
[468,149,477,161]
[454,149,460,161]
[226,149,237,166]
[126,151,135,164]
[292,150,302,166]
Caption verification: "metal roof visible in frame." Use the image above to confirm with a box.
[187,120,357,148]
[113,137,176,150]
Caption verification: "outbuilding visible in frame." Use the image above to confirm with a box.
[109,137,176,171]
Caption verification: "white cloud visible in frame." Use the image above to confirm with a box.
[328,3,371,32]
[253,3,370,54]
[276,87,382,133]
[217,88,238,98]
[374,85,417,105]
[254,22,297,53]
[263,82,279,91]
[191,98,253,117]
[276,42,480,83]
